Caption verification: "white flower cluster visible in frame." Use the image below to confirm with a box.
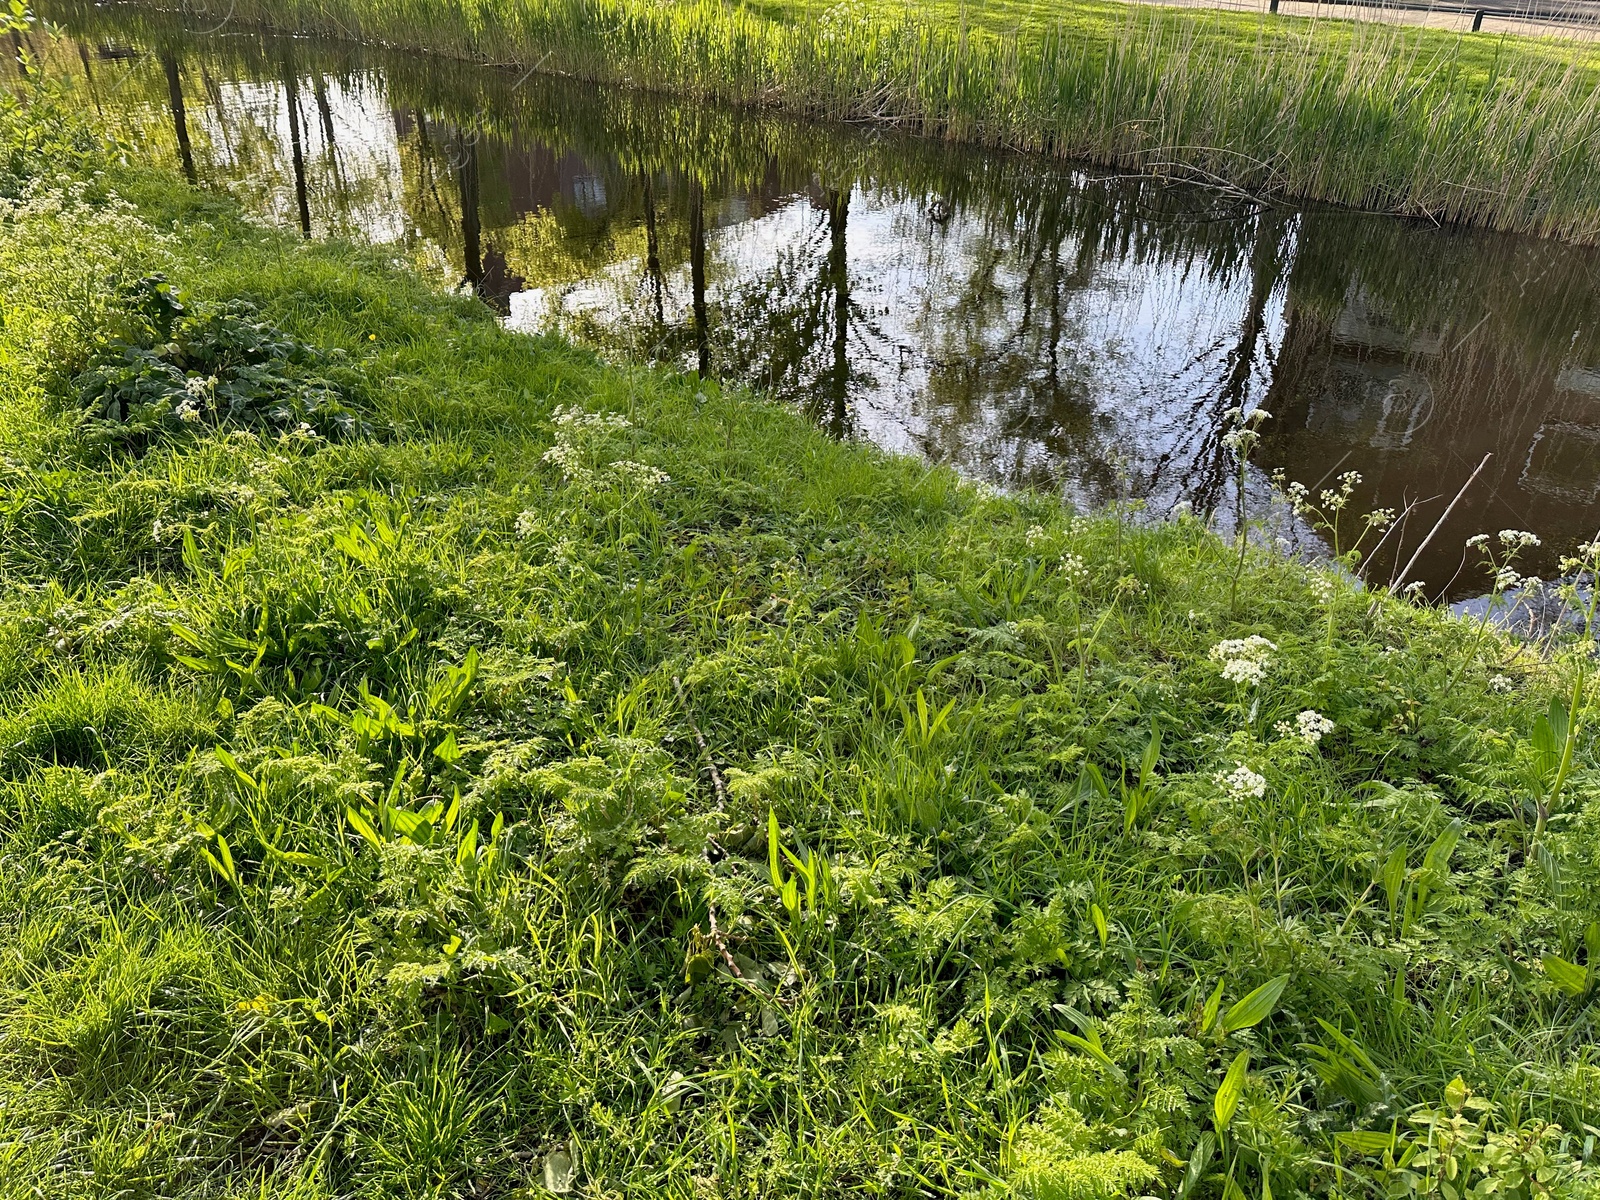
[514,509,540,538]
[1058,552,1088,586]
[1488,674,1514,693]
[1559,541,1600,573]
[1208,635,1276,686]
[1320,471,1362,513]
[1309,573,1335,603]
[542,405,627,484]
[551,404,632,433]
[1493,567,1531,593]
[1216,764,1267,800]
[541,438,587,482]
[1220,407,1271,457]
[610,459,671,490]
[1274,709,1333,745]
[1025,524,1048,548]
[1498,529,1541,548]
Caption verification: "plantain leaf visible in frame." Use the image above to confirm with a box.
[1201,977,1225,1033]
[1214,1050,1250,1128]
[1223,975,1288,1033]
[1336,1130,1397,1156]
[1542,953,1588,996]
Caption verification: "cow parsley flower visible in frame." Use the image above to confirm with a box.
[1216,764,1267,799]
[610,460,671,490]
[1274,709,1334,746]
[1209,635,1276,686]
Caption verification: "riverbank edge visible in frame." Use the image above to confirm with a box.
[40,0,1600,242]
[4,85,1598,1198]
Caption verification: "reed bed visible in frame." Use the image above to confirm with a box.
[63,0,1600,239]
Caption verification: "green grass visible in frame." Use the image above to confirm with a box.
[3,88,1600,1200]
[41,0,1600,240]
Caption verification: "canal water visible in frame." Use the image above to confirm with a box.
[27,3,1600,598]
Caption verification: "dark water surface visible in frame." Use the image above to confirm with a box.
[30,4,1600,597]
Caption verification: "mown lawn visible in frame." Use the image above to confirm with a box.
[1,88,1598,1200]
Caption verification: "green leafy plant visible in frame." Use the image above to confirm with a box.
[72,277,366,449]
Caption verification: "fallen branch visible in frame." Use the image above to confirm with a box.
[672,674,729,810]
[1383,453,1492,606]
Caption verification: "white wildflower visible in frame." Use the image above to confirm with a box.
[1465,533,1490,549]
[1058,552,1088,586]
[552,403,630,432]
[610,460,671,490]
[1209,635,1276,686]
[1488,674,1514,693]
[1289,709,1334,745]
[1216,764,1267,800]
[514,509,539,538]
[1309,574,1335,603]
[1498,529,1541,548]
[1221,428,1253,454]
[1025,524,1048,547]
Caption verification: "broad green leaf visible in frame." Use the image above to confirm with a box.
[1214,1050,1249,1128]
[1201,978,1225,1033]
[1078,761,1109,803]
[1542,953,1588,996]
[1176,1131,1214,1200]
[1091,903,1108,950]
[1223,974,1288,1033]
[213,746,258,793]
[1056,1026,1127,1086]
[265,847,328,871]
[457,820,480,867]
[345,806,383,850]
[1421,819,1462,877]
[1139,723,1162,788]
[767,808,783,886]
[1336,1131,1397,1156]
[1382,845,1407,916]
[433,731,462,763]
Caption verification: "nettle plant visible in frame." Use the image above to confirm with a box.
[71,275,366,450]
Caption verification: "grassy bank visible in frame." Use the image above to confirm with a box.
[38,0,1600,242]
[4,86,1600,1200]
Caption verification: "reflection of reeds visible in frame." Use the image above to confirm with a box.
[43,0,1600,240]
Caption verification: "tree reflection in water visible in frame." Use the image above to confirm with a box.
[37,5,1600,597]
